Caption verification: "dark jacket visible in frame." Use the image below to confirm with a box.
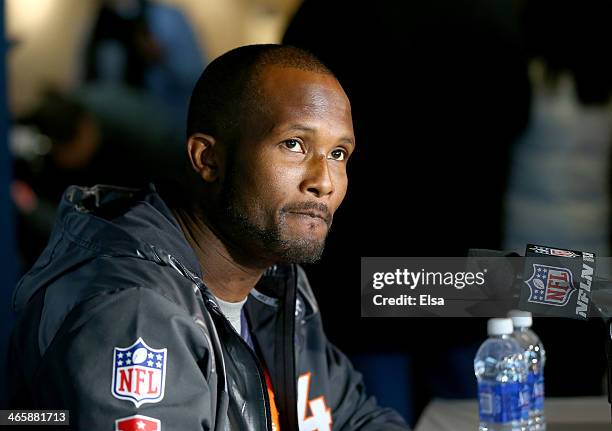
[9,184,409,430]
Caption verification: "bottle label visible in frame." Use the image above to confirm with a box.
[520,383,530,420]
[478,381,523,423]
[533,372,545,411]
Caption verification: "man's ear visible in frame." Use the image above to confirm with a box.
[186,133,219,183]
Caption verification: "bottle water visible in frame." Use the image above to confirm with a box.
[509,310,546,431]
[475,318,529,431]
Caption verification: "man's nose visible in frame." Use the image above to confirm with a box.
[300,154,334,198]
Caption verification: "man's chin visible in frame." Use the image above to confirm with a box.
[273,236,326,264]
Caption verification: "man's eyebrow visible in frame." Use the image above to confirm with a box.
[285,124,356,147]
[285,124,316,133]
[339,136,356,147]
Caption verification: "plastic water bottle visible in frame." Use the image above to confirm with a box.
[509,310,546,431]
[475,318,529,431]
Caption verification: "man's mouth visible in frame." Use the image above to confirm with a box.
[289,210,328,223]
[283,202,332,228]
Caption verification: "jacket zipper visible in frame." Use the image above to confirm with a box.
[277,266,299,431]
[162,252,273,431]
[205,297,274,431]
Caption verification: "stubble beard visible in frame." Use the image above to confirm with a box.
[215,163,327,265]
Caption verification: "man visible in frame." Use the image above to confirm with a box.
[9,45,409,430]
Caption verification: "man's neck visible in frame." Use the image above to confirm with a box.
[171,206,267,302]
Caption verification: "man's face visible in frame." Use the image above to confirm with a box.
[214,66,355,264]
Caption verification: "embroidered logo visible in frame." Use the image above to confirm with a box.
[111,338,167,407]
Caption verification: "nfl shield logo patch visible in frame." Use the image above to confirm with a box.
[111,338,167,407]
[115,414,161,431]
[524,264,576,307]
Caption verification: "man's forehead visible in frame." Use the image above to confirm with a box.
[256,65,350,112]
[241,65,353,143]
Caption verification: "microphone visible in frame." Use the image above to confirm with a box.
[468,244,604,319]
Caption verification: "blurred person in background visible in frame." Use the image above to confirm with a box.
[12,92,102,270]
[11,89,180,273]
[84,0,206,130]
[506,0,612,257]
[10,0,207,273]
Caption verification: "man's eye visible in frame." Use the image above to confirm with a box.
[282,139,304,153]
[329,149,347,161]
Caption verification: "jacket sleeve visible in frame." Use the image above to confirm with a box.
[324,340,411,430]
[30,286,218,431]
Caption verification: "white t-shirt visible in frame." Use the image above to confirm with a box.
[213,294,247,334]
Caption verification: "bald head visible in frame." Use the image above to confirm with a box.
[186,44,336,146]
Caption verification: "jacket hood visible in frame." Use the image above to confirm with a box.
[13,184,202,312]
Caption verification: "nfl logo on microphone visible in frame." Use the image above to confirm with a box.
[520,243,595,319]
[524,264,576,307]
[111,338,167,407]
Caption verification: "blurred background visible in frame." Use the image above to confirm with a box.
[1,0,612,427]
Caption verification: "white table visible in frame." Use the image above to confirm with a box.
[415,397,610,431]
